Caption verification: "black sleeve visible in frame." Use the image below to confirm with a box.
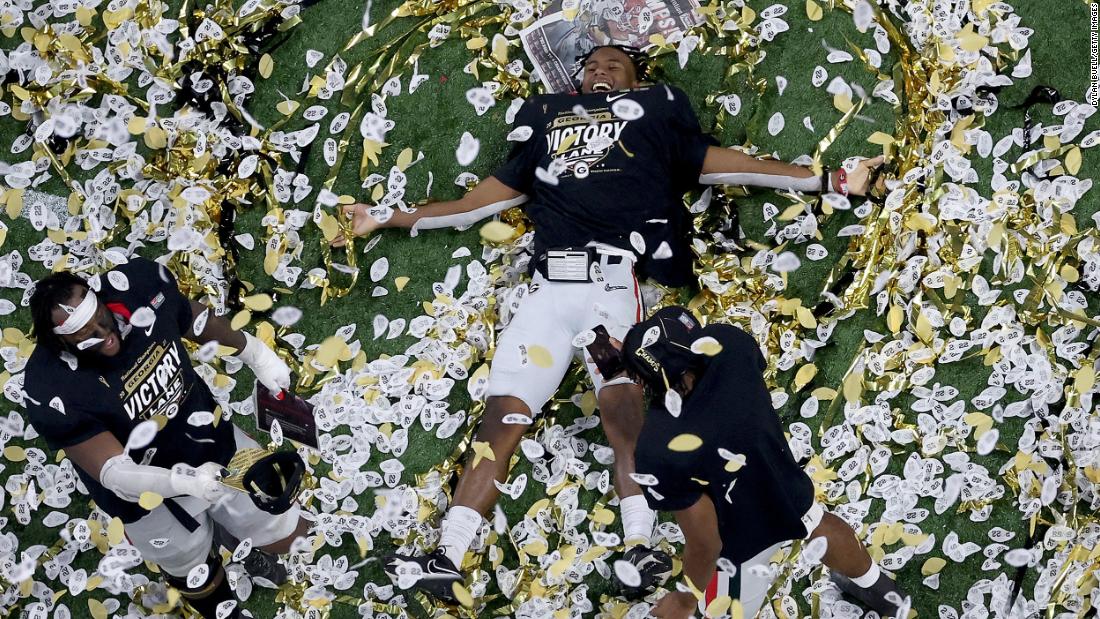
[714,324,766,372]
[636,447,704,512]
[646,478,704,512]
[492,99,544,194]
[24,374,110,451]
[118,258,193,332]
[666,86,717,184]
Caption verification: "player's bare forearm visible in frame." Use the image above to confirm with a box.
[63,431,125,483]
[380,176,523,229]
[675,494,724,594]
[703,146,817,180]
[703,146,880,194]
[187,300,247,351]
[334,176,525,246]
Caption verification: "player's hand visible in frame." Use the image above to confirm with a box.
[170,462,233,503]
[238,333,292,393]
[331,202,383,247]
[845,155,886,197]
[650,590,697,619]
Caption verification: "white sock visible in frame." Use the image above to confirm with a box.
[620,495,656,546]
[438,506,483,567]
[850,563,881,588]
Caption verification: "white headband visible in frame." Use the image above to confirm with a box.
[53,289,98,335]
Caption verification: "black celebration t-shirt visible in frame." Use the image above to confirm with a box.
[24,257,235,523]
[493,84,716,287]
[633,324,815,564]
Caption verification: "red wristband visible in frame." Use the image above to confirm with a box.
[837,168,849,196]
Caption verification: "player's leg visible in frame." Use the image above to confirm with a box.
[126,499,239,618]
[207,427,309,584]
[595,381,651,543]
[385,277,575,602]
[163,556,240,619]
[736,542,784,619]
[803,503,907,614]
[441,395,532,564]
[582,255,665,595]
[583,256,653,543]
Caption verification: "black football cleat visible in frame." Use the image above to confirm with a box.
[615,545,673,600]
[242,548,288,587]
[383,548,464,605]
[831,570,908,617]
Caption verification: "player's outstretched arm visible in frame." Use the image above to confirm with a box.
[700,146,884,197]
[651,494,723,619]
[330,176,527,247]
[187,300,291,393]
[187,301,246,350]
[66,431,231,504]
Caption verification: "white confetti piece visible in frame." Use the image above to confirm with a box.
[465,87,495,116]
[187,411,215,426]
[572,330,596,348]
[613,560,640,587]
[107,271,129,291]
[370,257,390,282]
[768,112,785,135]
[611,98,644,121]
[507,126,533,142]
[456,131,480,166]
[771,251,800,272]
[805,244,829,261]
[129,306,156,328]
[187,563,210,589]
[664,389,682,417]
[125,419,159,451]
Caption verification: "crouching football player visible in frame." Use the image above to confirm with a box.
[619,307,908,619]
[23,257,310,618]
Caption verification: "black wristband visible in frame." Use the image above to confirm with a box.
[820,165,830,194]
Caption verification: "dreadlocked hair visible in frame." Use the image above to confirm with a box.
[29,272,88,353]
[571,45,650,82]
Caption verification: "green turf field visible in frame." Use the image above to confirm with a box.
[1,0,1098,617]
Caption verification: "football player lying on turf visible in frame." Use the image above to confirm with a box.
[331,44,884,604]
[618,307,908,619]
[23,258,310,619]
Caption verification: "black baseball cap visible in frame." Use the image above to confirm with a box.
[621,306,703,392]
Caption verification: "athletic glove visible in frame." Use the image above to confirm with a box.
[237,332,291,393]
[170,462,233,504]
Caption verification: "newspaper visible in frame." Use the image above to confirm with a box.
[520,0,703,94]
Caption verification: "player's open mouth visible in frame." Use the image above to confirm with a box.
[592,81,613,92]
[101,333,118,353]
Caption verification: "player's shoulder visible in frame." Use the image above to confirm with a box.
[634,82,687,99]
[627,83,693,116]
[102,257,180,305]
[703,322,750,341]
[24,345,103,398]
[522,91,572,115]
[110,256,164,282]
[512,93,555,126]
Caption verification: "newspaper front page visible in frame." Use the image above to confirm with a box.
[520,0,703,93]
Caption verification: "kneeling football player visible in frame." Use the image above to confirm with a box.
[23,257,310,618]
[619,307,908,619]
